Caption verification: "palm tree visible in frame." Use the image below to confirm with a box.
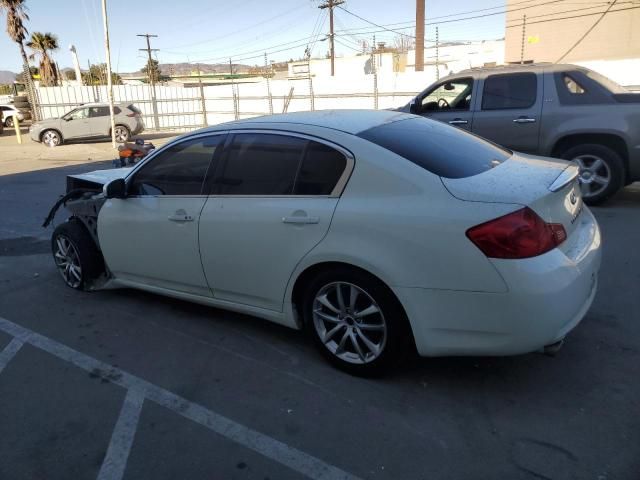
[27,31,59,86]
[0,0,29,70]
[0,0,39,118]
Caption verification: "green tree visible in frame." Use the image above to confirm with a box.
[62,69,75,81]
[141,58,161,83]
[26,31,59,86]
[82,63,121,86]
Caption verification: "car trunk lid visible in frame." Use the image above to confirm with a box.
[442,153,583,237]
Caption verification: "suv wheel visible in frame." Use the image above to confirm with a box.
[302,268,412,376]
[561,144,624,205]
[4,117,13,128]
[51,220,104,290]
[42,129,62,147]
[114,125,130,143]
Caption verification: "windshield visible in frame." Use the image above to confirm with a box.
[584,70,628,94]
[358,117,512,179]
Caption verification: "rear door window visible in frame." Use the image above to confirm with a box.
[481,73,537,110]
[89,106,110,117]
[294,141,347,195]
[357,117,511,179]
[218,133,306,195]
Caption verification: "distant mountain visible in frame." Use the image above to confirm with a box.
[0,70,17,84]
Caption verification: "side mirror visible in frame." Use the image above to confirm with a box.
[104,178,127,199]
[409,98,419,114]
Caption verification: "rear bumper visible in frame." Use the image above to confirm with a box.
[396,208,602,357]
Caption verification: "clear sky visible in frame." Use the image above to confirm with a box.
[0,0,506,73]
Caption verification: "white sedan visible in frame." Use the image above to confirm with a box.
[47,110,601,375]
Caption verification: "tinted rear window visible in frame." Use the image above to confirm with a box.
[482,72,537,110]
[127,104,142,114]
[357,117,511,179]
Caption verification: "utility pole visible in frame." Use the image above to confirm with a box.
[137,33,160,129]
[100,0,116,148]
[415,0,425,72]
[319,0,344,77]
[520,14,527,64]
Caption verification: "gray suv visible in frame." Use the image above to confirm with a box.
[29,102,144,147]
[399,64,640,204]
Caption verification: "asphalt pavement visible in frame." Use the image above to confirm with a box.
[0,148,639,480]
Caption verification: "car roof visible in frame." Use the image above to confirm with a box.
[455,63,582,76]
[201,109,414,135]
[75,102,131,108]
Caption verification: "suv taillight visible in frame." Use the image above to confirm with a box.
[466,207,566,259]
[126,112,139,117]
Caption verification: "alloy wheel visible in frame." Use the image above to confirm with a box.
[53,235,83,288]
[574,154,611,198]
[114,126,129,143]
[42,130,61,147]
[5,117,13,128]
[312,282,387,365]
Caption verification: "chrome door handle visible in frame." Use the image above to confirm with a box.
[168,214,194,222]
[282,216,320,224]
[448,119,468,125]
[513,117,536,123]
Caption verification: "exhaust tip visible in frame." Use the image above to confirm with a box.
[542,339,564,357]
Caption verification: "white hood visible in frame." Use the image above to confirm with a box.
[69,167,131,186]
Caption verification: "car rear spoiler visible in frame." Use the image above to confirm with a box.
[549,164,579,192]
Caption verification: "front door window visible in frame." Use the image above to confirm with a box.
[421,78,473,113]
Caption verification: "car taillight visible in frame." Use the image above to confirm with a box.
[466,207,566,259]
[126,112,139,117]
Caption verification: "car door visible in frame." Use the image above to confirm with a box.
[414,77,475,131]
[88,105,113,137]
[199,131,352,312]
[63,107,93,139]
[97,133,224,296]
[471,72,543,153]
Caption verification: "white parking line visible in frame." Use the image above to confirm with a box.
[0,316,361,480]
[0,338,24,375]
[97,389,145,480]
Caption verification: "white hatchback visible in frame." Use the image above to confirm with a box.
[48,110,601,375]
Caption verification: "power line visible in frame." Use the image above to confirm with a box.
[334,0,570,36]
[337,5,417,38]
[556,0,618,62]
[507,3,639,27]
[166,3,310,51]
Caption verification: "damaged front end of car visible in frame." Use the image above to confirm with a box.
[43,169,129,290]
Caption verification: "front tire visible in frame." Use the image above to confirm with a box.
[51,220,104,290]
[41,129,62,147]
[4,117,13,128]
[302,267,411,376]
[561,144,625,205]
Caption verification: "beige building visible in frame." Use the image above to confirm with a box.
[505,0,640,64]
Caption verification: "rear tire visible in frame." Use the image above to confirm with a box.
[560,143,624,205]
[51,220,104,290]
[302,267,412,376]
[113,125,130,143]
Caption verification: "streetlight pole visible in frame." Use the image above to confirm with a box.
[100,0,116,148]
